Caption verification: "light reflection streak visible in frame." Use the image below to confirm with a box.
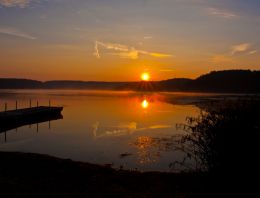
[141,99,149,109]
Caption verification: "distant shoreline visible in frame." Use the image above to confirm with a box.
[1,87,260,95]
[1,70,260,93]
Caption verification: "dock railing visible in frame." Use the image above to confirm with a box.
[2,99,54,112]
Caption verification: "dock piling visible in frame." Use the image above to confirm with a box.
[0,105,63,134]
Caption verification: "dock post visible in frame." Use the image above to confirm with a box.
[16,100,18,110]
[37,101,39,107]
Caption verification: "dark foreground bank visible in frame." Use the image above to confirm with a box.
[0,152,210,198]
[0,152,259,198]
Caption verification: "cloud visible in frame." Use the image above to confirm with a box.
[212,43,257,62]
[0,27,36,39]
[231,43,251,55]
[94,41,129,59]
[112,49,139,59]
[144,36,153,40]
[207,7,238,19]
[138,50,172,58]
[94,41,172,59]
[0,0,47,8]
[94,41,100,58]
[0,0,31,8]
[248,50,257,55]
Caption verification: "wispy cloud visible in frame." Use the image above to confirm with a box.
[248,50,257,55]
[231,43,251,55]
[94,41,172,60]
[94,41,128,59]
[212,43,257,63]
[144,36,153,40]
[0,0,31,8]
[138,50,172,58]
[0,27,36,40]
[94,41,100,58]
[207,7,238,19]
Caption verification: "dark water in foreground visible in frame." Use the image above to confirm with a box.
[0,90,229,171]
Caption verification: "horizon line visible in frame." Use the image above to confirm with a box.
[0,69,258,83]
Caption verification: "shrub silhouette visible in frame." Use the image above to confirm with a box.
[178,98,260,173]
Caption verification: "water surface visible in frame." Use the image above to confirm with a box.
[0,90,210,171]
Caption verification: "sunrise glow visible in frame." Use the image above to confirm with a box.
[141,73,150,81]
[0,1,259,81]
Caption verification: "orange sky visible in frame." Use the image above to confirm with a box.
[0,0,259,81]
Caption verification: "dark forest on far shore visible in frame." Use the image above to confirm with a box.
[1,70,260,93]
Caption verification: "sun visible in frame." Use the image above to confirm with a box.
[141,72,150,81]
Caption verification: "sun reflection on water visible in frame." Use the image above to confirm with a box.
[131,136,160,164]
[141,99,149,109]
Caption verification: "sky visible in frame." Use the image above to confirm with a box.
[0,0,260,81]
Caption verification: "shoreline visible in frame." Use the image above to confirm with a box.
[0,151,209,197]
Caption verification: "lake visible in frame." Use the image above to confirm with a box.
[0,90,227,172]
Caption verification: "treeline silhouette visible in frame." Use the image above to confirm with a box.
[1,70,260,93]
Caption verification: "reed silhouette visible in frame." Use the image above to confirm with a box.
[176,98,260,196]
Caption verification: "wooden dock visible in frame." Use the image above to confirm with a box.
[0,106,63,133]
